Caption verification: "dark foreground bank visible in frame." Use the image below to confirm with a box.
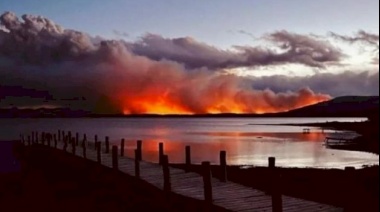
[0,142,227,212]
[171,164,379,212]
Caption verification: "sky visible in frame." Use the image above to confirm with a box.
[0,1,379,114]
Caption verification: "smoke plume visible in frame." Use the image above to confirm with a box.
[0,12,332,114]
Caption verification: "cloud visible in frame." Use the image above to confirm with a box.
[0,12,331,114]
[128,30,344,69]
[330,30,379,48]
[250,71,379,97]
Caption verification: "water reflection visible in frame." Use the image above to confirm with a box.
[0,117,377,169]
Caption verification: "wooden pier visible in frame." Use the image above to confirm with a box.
[21,131,342,212]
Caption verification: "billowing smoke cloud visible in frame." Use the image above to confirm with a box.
[0,11,345,114]
[129,30,343,69]
[250,71,379,97]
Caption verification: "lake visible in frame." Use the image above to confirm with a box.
[1,117,378,169]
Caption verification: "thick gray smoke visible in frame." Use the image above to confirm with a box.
[0,12,375,114]
[128,31,343,69]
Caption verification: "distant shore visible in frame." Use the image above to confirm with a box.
[278,120,379,154]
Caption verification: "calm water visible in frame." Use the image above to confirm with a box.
[1,117,378,169]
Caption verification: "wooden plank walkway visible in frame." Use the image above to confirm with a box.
[23,135,342,212]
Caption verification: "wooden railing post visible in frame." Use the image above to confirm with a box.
[159,142,164,165]
[112,146,118,170]
[269,157,282,212]
[220,150,227,182]
[202,161,213,204]
[105,136,110,153]
[120,139,125,157]
[137,140,142,161]
[162,155,171,193]
[135,149,140,178]
[96,142,101,163]
[185,146,191,172]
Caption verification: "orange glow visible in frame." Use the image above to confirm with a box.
[120,92,329,115]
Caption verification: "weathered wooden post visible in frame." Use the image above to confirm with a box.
[96,142,101,163]
[82,134,87,147]
[185,146,191,172]
[94,135,98,150]
[71,138,76,155]
[120,139,125,157]
[105,136,110,153]
[112,146,118,170]
[75,133,79,146]
[162,155,171,193]
[82,141,87,159]
[47,134,51,147]
[344,166,356,210]
[63,138,68,152]
[27,135,31,146]
[62,130,65,141]
[159,142,164,165]
[41,132,45,145]
[35,131,39,144]
[220,151,227,182]
[134,149,140,178]
[137,140,142,161]
[54,134,57,148]
[202,161,213,204]
[269,157,282,212]
[58,130,61,141]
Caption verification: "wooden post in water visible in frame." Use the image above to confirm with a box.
[82,134,87,147]
[120,139,125,157]
[162,155,171,193]
[27,135,31,146]
[134,149,140,178]
[185,146,191,172]
[47,134,51,147]
[82,141,87,159]
[58,130,61,141]
[159,142,164,165]
[41,132,45,145]
[75,133,79,146]
[137,140,142,161]
[112,146,118,170]
[94,135,98,150]
[63,138,68,152]
[54,134,57,148]
[62,131,65,141]
[105,136,110,153]
[71,138,76,155]
[35,131,39,144]
[96,142,101,163]
[269,157,282,212]
[220,151,227,182]
[202,161,213,204]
